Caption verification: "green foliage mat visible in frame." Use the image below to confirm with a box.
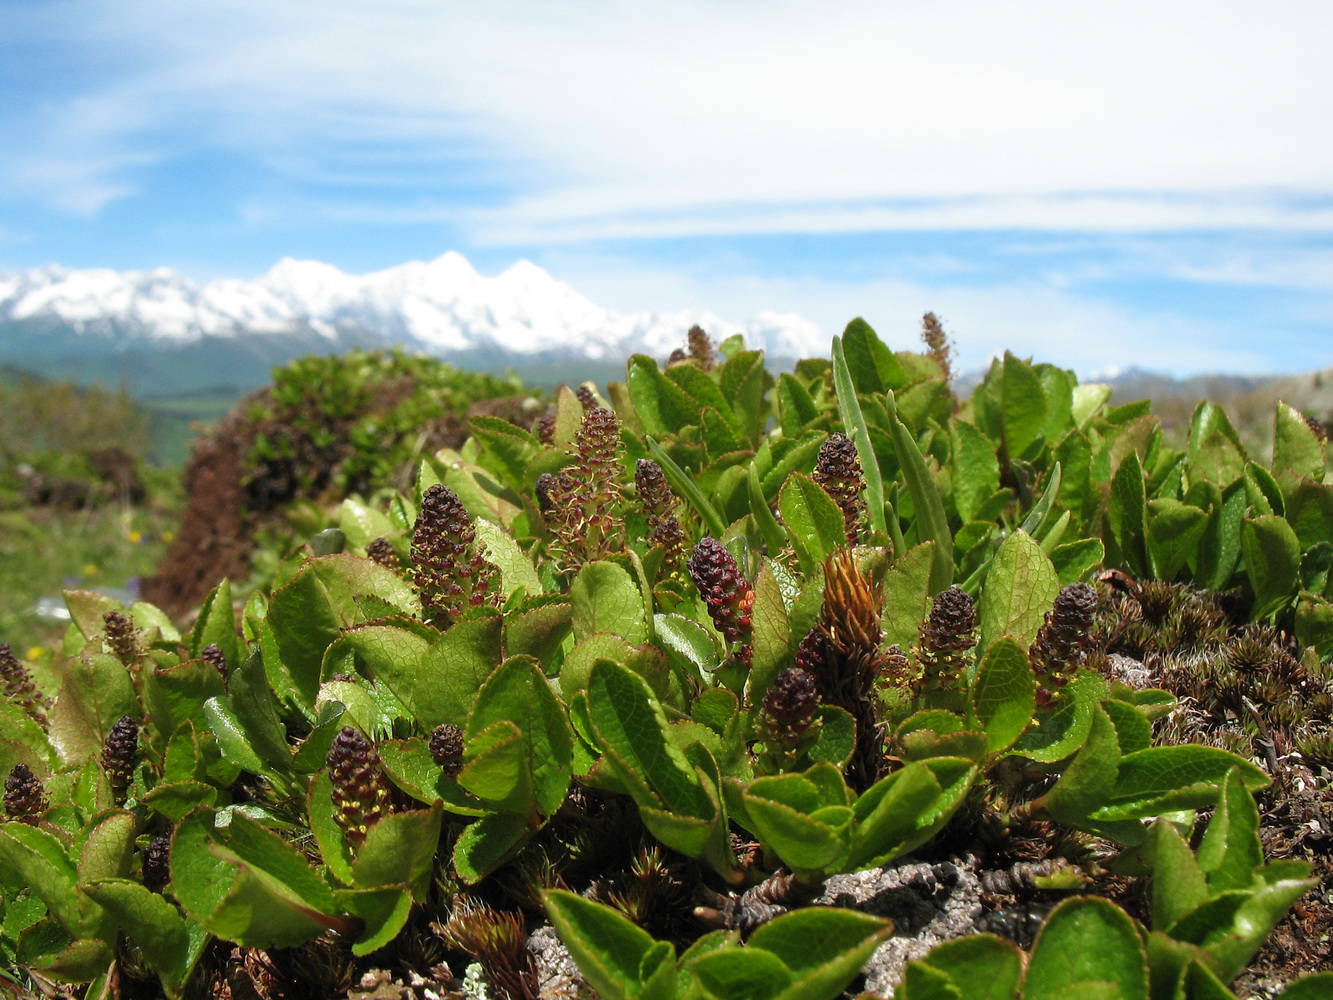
[0,321,1330,999]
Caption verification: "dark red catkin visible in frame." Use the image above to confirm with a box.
[915,586,977,691]
[687,324,715,370]
[366,536,400,570]
[811,433,867,545]
[0,641,47,723]
[1030,582,1098,703]
[412,483,495,626]
[429,723,465,777]
[635,459,685,566]
[199,643,228,680]
[761,667,821,749]
[102,609,142,667]
[326,726,394,848]
[4,763,46,824]
[103,715,139,805]
[688,538,754,663]
[141,833,172,891]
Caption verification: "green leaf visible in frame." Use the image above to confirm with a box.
[1295,595,1333,657]
[338,496,394,549]
[1287,480,1333,550]
[351,803,443,901]
[191,578,239,669]
[1196,479,1248,591]
[831,333,887,535]
[1050,538,1105,586]
[46,651,137,767]
[881,542,938,652]
[1043,705,1121,829]
[970,637,1035,753]
[473,518,543,599]
[1169,869,1315,981]
[1196,768,1263,893]
[999,353,1048,461]
[779,472,847,574]
[977,531,1059,652]
[840,317,906,393]
[0,822,80,935]
[378,738,487,817]
[850,758,976,869]
[585,660,709,819]
[1146,499,1209,581]
[1093,746,1269,821]
[337,886,414,957]
[886,391,953,592]
[453,811,533,883]
[457,720,532,816]
[1013,674,1109,768]
[413,615,504,728]
[61,588,122,641]
[467,656,572,818]
[1109,451,1148,577]
[81,878,206,997]
[1188,401,1247,484]
[307,770,355,883]
[1025,897,1148,1000]
[505,599,573,663]
[542,889,663,1000]
[1280,973,1333,1000]
[655,612,721,679]
[694,949,792,1000]
[749,462,791,556]
[269,555,421,706]
[899,935,1024,1000]
[628,354,702,435]
[203,696,272,778]
[1149,820,1209,932]
[777,372,821,436]
[1241,515,1301,619]
[1273,401,1325,483]
[469,415,539,492]
[572,560,650,646]
[951,421,1001,523]
[228,648,295,777]
[747,906,893,1000]
[747,561,791,706]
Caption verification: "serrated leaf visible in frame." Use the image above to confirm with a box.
[977,530,1059,651]
[351,803,443,900]
[453,811,533,883]
[1188,401,1247,484]
[269,555,421,706]
[971,637,1035,753]
[46,651,137,767]
[474,518,543,598]
[1043,704,1120,829]
[572,560,650,646]
[413,614,503,728]
[466,655,572,818]
[1196,768,1263,892]
[82,878,205,997]
[882,542,938,652]
[1242,515,1301,620]
[1146,499,1208,581]
[1093,746,1269,821]
[779,472,848,575]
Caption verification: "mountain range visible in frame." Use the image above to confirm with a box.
[0,253,821,395]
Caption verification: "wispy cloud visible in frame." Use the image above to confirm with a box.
[4,0,1332,235]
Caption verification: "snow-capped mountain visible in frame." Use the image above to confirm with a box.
[0,252,822,364]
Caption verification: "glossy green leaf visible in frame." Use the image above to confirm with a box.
[1150,820,1209,932]
[46,651,137,767]
[779,472,847,574]
[1109,451,1148,577]
[377,738,488,817]
[572,560,651,647]
[748,561,791,706]
[1093,746,1269,821]
[628,353,702,435]
[337,885,414,957]
[351,803,443,900]
[466,655,572,817]
[899,935,1024,1000]
[1241,515,1301,619]
[1044,704,1120,829]
[453,811,533,883]
[191,578,239,669]
[542,889,664,1000]
[1025,897,1148,1000]
[971,637,1035,753]
[951,420,1001,523]
[269,555,421,705]
[473,517,543,598]
[413,614,504,728]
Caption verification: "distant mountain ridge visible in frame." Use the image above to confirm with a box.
[0,253,821,394]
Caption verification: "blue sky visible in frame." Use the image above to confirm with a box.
[2,0,1332,375]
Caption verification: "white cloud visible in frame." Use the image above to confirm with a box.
[538,252,1317,376]
[6,0,1333,234]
